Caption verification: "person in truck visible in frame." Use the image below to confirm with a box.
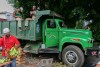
[0,28,20,67]
[46,19,55,28]
[13,7,23,31]
[24,6,37,30]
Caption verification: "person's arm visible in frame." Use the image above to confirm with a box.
[13,36,20,49]
[30,11,36,16]
[13,11,16,18]
[0,38,3,47]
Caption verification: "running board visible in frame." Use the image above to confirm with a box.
[39,48,59,53]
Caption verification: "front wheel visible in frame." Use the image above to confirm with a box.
[62,45,84,67]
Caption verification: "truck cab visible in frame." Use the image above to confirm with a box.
[43,19,93,50]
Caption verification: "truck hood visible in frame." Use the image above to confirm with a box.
[60,28,92,39]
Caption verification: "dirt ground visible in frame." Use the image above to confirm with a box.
[10,53,98,67]
[17,53,62,67]
[16,53,69,67]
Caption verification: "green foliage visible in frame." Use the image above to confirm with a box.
[75,19,84,29]
[69,7,86,19]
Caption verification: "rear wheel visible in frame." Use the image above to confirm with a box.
[62,45,84,67]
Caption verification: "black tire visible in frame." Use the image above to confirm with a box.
[62,45,84,67]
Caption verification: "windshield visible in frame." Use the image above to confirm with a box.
[59,21,67,28]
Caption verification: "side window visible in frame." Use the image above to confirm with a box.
[47,20,56,28]
[59,22,64,27]
[59,21,67,28]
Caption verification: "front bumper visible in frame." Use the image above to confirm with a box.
[86,45,100,57]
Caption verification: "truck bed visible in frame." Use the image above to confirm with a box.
[0,20,42,41]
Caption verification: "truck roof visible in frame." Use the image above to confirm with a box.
[36,10,63,18]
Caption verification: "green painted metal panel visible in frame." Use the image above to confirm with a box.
[27,20,36,40]
[17,21,24,37]
[36,10,51,15]
[2,21,10,29]
[24,21,31,37]
[36,10,60,17]
[23,42,41,54]
[26,15,42,41]
[46,30,59,48]
[0,21,10,36]
[45,19,59,48]
[36,22,42,40]
[26,21,34,39]
[9,21,17,36]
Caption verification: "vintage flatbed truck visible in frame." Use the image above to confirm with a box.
[0,10,100,67]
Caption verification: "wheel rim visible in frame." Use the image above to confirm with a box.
[65,50,78,64]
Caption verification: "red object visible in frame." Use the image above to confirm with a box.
[0,35,20,56]
[0,18,7,21]
[91,51,97,55]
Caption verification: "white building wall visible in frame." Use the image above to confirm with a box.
[0,0,15,21]
[0,0,14,13]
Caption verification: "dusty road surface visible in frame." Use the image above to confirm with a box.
[16,53,70,67]
[16,53,100,67]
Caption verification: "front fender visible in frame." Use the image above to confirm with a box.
[59,37,89,52]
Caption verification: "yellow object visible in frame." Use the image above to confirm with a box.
[0,58,10,64]
[10,47,20,56]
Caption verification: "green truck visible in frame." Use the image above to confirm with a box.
[0,10,99,67]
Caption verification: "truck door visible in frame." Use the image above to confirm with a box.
[45,19,59,48]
